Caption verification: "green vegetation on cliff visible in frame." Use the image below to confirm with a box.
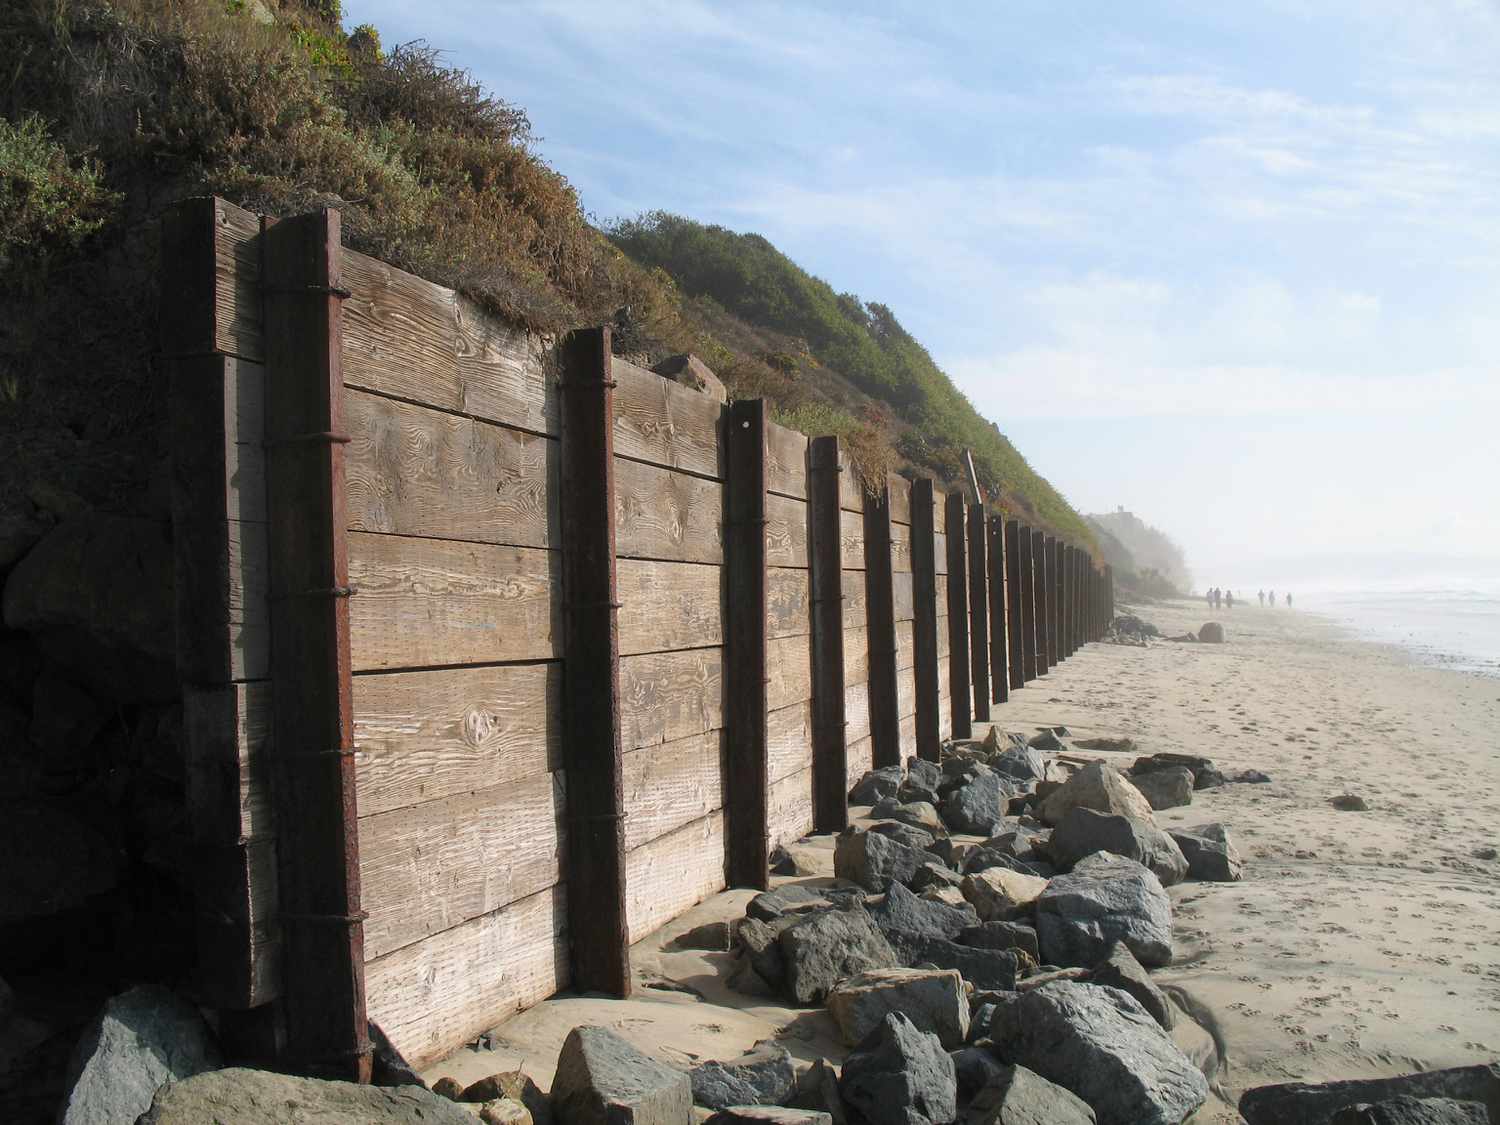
[0,0,1091,544]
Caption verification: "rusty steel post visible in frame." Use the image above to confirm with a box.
[911,480,941,761]
[944,494,971,739]
[966,504,991,721]
[1004,519,1025,690]
[986,515,1009,704]
[807,436,848,832]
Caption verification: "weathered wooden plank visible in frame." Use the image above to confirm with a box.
[556,327,628,996]
[765,493,809,568]
[614,455,723,564]
[174,517,272,683]
[184,681,274,845]
[936,613,950,659]
[896,665,917,722]
[345,390,556,548]
[340,249,558,436]
[619,647,723,751]
[170,354,267,526]
[895,619,916,671]
[766,421,808,500]
[841,569,869,630]
[768,699,813,783]
[843,626,871,687]
[839,508,866,570]
[892,571,915,623]
[890,522,912,574]
[614,358,724,479]
[623,730,723,851]
[845,682,871,743]
[887,474,912,525]
[846,735,874,793]
[625,814,726,944]
[211,198,263,360]
[838,450,865,513]
[767,634,813,713]
[768,766,814,851]
[365,884,568,1070]
[348,533,560,670]
[897,712,917,761]
[195,837,281,1009]
[359,773,563,960]
[617,559,723,656]
[353,663,560,817]
[768,566,811,640]
[933,531,948,576]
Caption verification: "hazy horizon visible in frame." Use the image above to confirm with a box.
[343,1,1500,586]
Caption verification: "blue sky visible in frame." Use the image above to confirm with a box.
[344,0,1500,589]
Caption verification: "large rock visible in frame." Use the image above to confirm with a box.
[839,1013,958,1125]
[787,1059,846,1125]
[868,882,977,963]
[1198,622,1225,643]
[1239,1065,1500,1125]
[2,515,176,700]
[989,982,1207,1125]
[690,1043,796,1109]
[1329,1097,1489,1124]
[0,806,119,924]
[942,772,1014,836]
[850,767,904,806]
[871,799,947,836]
[961,868,1049,922]
[904,936,1019,990]
[906,757,943,795]
[990,746,1046,784]
[58,984,221,1125]
[464,1071,551,1125]
[779,904,898,1004]
[1035,853,1173,967]
[1130,753,1222,790]
[835,829,927,893]
[1037,762,1154,827]
[138,1067,476,1124]
[652,354,728,404]
[737,916,794,986]
[706,1109,833,1125]
[1048,808,1188,886]
[1089,942,1173,1030]
[958,921,1039,962]
[552,1025,693,1125]
[828,968,969,1047]
[1170,824,1243,882]
[1129,768,1194,811]
[962,1064,1097,1125]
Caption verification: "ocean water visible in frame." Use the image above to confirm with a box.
[1298,585,1500,678]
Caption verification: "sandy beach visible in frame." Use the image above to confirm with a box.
[425,598,1500,1121]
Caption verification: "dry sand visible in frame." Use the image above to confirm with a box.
[426,598,1500,1122]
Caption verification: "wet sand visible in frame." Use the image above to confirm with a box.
[425,598,1500,1122]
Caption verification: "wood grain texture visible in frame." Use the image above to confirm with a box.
[843,626,871,687]
[365,884,568,1070]
[766,422,808,500]
[184,681,273,844]
[896,664,917,722]
[890,523,913,574]
[768,566,811,640]
[892,572,915,623]
[842,569,869,630]
[619,647,723,751]
[765,493,809,568]
[342,251,557,436]
[174,517,271,683]
[625,813,726,943]
[211,199,264,360]
[768,699,814,784]
[768,766,814,850]
[936,612,950,659]
[195,837,281,1008]
[933,532,947,576]
[353,663,560,817]
[838,451,865,513]
[897,712,917,761]
[767,633,813,712]
[359,773,564,959]
[845,682,871,743]
[348,533,560,670]
[614,359,724,478]
[839,509,866,571]
[623,730,723,851]
[845,736,874,792]
[614,455,723,564]
[617,559,723,656]
[346,390,557,547]
[895,619,915,671]
[170,354,267,526]
[887,475,912,526]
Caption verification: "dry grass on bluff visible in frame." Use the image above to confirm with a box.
[0,0,1090,544]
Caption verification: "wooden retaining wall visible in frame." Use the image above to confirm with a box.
[163,198,1113,1077]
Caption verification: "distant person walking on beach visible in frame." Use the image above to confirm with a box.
[1226,590,1234,609]
[1206,588,1214,609]
[1269,590,1276,607]
[1286,592,1293,608]
[1258,589,1265,606]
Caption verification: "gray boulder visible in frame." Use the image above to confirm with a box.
[653,354,728,404]
[871,799,947,836]
[690,1043,796,1109]
[552,1025,693,1125]
[1130,753,1221,790]
[868,821,939,852]
[942,773,1014,836]
[788,1059,846,1125]
[988,982,1207,1125]
[706,1110,832,1125]
[909,863,964,894]
[949,1047,1007,1102]
[835,829,927,892]
[0,806,118,925]
[1240,1064,1500,1125]
[1035,853,1174,967]
[906,757,943,794]
[904,936,1019,990]
[736,916,796,987]
[850,767,903,806]
[2,515,177,701]
[991,746,1046,784]
[1089,942,1173,1030]
[868,882,978,963]
[1048,808,1188,886]
[780,904,899,1004]
[1129,768,1194,811]
[1026,730,1066,754]
[839,1013,958,1125]
[962,1064,1096,1125]
[1038,762,1154,827]
[957,921,1039,963]
[1330,1097,1489,1124]
[59,984,222,1125]
[137,1068,475,1124]
[747,885,832,922]
[1198,622,1224,642]
[1170,823,1243,882]
[828,968,969,1047]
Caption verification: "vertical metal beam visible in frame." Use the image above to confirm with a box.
[1059,544,1071,659]
[864,482,901,768]
[1033,528,1050,674]
[1016,524,1036,681]
[986,516,1009,704]
[807,437,847,832]
[966,504,990,721]
[943,494,971,739]
[260,209,369,1081]
[557,327,631,993]
[1004,520,1025,690]
[911,481,941,761]
[726,399,770,887]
